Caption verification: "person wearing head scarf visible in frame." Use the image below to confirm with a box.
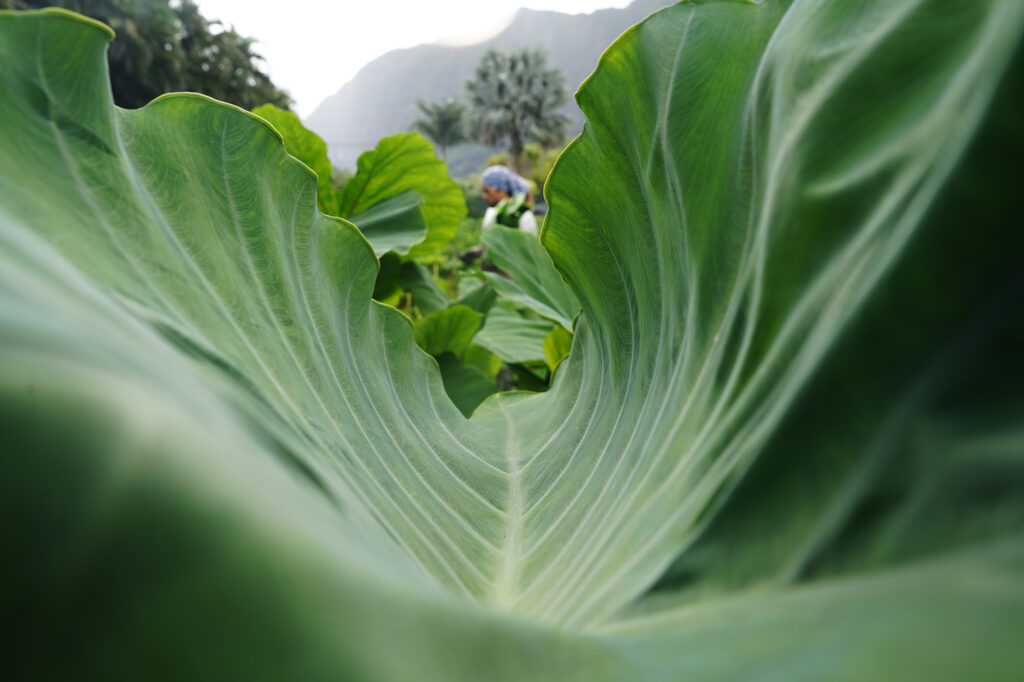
[479,165,538,235]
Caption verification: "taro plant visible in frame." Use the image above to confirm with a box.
[1,2,1023,680]
[253,104,465,262]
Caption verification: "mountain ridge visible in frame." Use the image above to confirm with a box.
[305,0,675,173]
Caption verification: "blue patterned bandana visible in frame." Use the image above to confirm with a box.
[481,165,531,196]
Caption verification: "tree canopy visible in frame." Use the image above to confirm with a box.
[412,97,467,160]
[464,48,568,174]
[0,0,291,110]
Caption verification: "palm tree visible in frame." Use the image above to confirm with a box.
[465,48,569,174]
[412,97,467,160]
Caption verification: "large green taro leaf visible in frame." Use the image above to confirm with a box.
[337,132,465,261]
[414,305,483,359]
[2,3,1023,680]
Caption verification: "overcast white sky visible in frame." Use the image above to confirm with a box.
[194,1,633,118]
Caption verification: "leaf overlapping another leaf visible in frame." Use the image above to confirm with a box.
[254,102,464,259]
[252,103,340,215]
[338,132,465,260]
[2,2,1023,680]
[482,225,580,331]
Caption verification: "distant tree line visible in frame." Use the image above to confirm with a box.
[1,0,291,111]
[414,47,568,175]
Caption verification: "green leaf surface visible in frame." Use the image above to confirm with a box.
[464,343,503,379]
[347,188,427,257]
[543,327,573,373]
[482,225,580,330]
[454,275,497,314]
[2,3,1023,680]
[252,103,339,215]
[337,132,466,261]
[436,352,498,418]
[413,305,482,359]
[481,270,571,330]
[398,261,451,315]
[252,106,450,258]
[540,0,1024,636]
[372,251,403,301]
[473,303,555,364]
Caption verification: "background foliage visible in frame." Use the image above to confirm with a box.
[464,47,569,173]
[0,0,291,109]
[306,0,674,173]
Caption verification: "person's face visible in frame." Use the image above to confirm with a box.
[482,185,509,207]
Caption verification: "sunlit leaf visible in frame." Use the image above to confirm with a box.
[338,132,466,261]
[413,305,482,359]
[254,106,449,258]
[543,327,573,372]
[463,343,503,379]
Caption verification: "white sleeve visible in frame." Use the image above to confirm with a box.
[481,207,498,232]
[518,210,539,235]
